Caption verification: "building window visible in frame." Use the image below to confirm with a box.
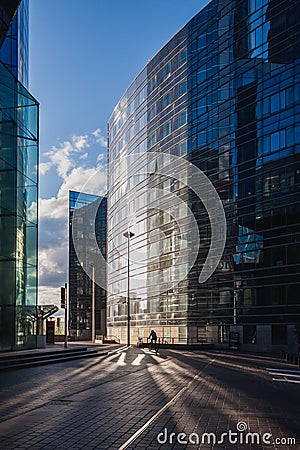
[179,110,187,126]
[243,325,257,344]
[270,91,286,113]
[198,34,206,49]
[163,327,171,342]
[272,325,287,345]
[197,97,206,114]
[149,104,156,120]
[218,324,230,343]
[179,48,187,66]
[270,130,285,152]
[198,131,206,146]
[163,92,171,108]
[197,66,206,84]
[179,80,187,96]
[179,140,187,156]
[148,132,157,148]
[162,121,171,138]
[197,326,207,343]
[178,326,187,343]
[149,75,157,92]
[163,63,171,80]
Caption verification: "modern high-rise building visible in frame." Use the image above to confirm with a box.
[69,191,107,340]
[0,0,29,87]
[107,0,300,352]
[0,0,39,351]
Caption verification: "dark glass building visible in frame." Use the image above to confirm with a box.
[0,0,39,351]
[107,0,300,351]
[0,0,29,87]
[69,191,107,340]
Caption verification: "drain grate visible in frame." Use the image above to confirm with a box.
[49,399,75,405]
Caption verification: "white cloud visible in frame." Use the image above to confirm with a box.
[28,201,38,223]
[38,285,62,307]
[39,245,67,282]
[39,196,68,220]
[92,128,107,147]
[92,127,101,137]
[39,162,52,176]
[97,153,105,162]
[72,134,90,151]
[39,165,107,220]
[38,237,68,307]
[45,140,77,178]
[60,165,106,195]
[41,129,107,180]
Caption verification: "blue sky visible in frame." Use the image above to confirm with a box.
[29,0,210,305]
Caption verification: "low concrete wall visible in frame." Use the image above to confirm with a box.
[210,324,298,353]
[37,335,46,349]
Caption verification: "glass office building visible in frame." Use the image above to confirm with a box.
[0,0,39,351]
[69,191,107,340]
[107,0,300,351]
[0,0,29,88]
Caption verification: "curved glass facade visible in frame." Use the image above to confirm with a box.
[107,0,300,351]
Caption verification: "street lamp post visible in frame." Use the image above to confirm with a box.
[60,284,68,348]
[64,283,68,348]
[91,265,95,343]
[123,230,135,347]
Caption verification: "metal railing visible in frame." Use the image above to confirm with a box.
[96,335,121,344]
[145,337,213,346]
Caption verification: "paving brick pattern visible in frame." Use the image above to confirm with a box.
[0,348,299,449]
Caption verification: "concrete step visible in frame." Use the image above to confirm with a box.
[0,348,108,371]
[0,347,89,362]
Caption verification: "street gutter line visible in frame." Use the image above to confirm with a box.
[118,357,216,450]
[266,368,300,374]
[269,372,300,378]
[272,378,300,384]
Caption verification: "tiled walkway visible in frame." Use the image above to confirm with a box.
[0,347,299,449]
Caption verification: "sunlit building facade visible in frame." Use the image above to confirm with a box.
[69,191,107,340]
[107,0,300,351]
[0,0,39,351]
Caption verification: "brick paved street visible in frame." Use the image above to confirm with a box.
[0,348,299,449]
